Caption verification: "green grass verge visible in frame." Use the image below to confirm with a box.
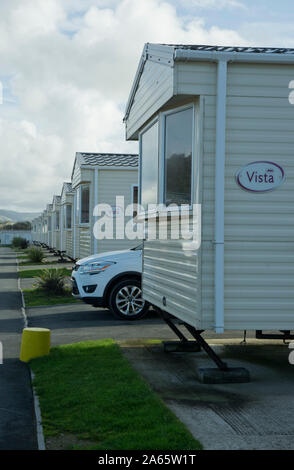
[19,268,71,279]
[23,288,78,307]
[19,260,68,266]
[31,340,202,450]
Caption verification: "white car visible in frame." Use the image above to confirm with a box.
[71,245,149,320]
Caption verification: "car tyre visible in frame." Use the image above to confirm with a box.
[108,278,149,320]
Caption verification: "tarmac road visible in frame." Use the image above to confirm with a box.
[0,247,37,450]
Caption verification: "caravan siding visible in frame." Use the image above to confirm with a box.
[79,226,91,259]
[143,234,202,329]
[134,57,294,331]
[66,230,73,256]
[196,61,294,330]
[97,169,138,253]
[223,62,294,329]
[74,168,93,260]
[126,60,174,140]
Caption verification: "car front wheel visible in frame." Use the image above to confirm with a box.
[108,278,149,320]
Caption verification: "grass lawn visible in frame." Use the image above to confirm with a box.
[19,268,71,279]
[23,288,78,307]
[19,260,66,266]
[31,339,202,450]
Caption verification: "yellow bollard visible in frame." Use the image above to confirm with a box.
[20,327,51,362]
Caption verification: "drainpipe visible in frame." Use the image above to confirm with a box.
[73,192,77,259]
[60,206,63,251]
[52,211,55,248]
[214,59,228,334]
[93,168,98,254]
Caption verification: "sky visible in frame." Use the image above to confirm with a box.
[1,0,294,212]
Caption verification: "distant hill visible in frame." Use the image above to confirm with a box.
[0,215,12,223]
[0,209,41,223]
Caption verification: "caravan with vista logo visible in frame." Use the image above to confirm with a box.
[124,43,294,338]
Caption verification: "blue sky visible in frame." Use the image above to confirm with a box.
[0,0,294,211]
[174,0,294,30]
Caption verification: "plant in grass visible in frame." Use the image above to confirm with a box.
[27,246,45,263]
[34,268,67,295]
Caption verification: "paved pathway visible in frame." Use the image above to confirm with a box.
[0,247,37,450]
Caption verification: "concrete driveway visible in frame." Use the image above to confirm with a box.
[25,296,294,450]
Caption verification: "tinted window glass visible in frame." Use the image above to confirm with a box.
[55,211,60,229]
[164,107,193,206]
[65,204,72,229]
[81,186,89,224]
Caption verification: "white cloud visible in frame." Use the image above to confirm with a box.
[0,0,247,212]
[179,0,246,10]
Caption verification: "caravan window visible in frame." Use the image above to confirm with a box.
[163,106,193,206]
[140,121,159,210]
[80,185,90,224]
[55,211,60,230]
[65,204,72,229]
[132,185,138,219]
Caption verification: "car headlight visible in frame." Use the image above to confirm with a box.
[79,261,116,275]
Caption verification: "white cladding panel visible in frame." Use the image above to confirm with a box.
[97,169,139,254]
[66,230,73,257]
[139,58,294,331]
[126,60,174,140]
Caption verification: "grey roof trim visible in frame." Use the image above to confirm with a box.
[124,42,294,123]
[80,152,138,167]
[168,44,294,54]
[124,44,148,123]
[71,152,138,180]
[61,182,74,196]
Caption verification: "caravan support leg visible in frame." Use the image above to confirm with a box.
[158,311,250,383]
[158,311,201,353]
[183,323,228,371]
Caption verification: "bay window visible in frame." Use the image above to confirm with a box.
[139,104,194,213]
[55,211,60,230]
[140,120,159,210]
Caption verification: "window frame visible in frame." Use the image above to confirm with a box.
[138,117,159,214]
[79,184,90,225]
[138,103,195,219]
[65,203,72,230]
[55,210,60,230]
[160,103,195,211]
[131,184,139,221]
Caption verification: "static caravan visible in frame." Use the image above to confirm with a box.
[124,43,294,342]
[41,212,47,244]
[32,218,39,242]
[52,195,61,250]
[32,217,41,243]
[37,217,43,243]
[40,210,47,245]
[71,152,138,260]
[31,218,37,242]
[60,182,75,258]
[45,204,53,248]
